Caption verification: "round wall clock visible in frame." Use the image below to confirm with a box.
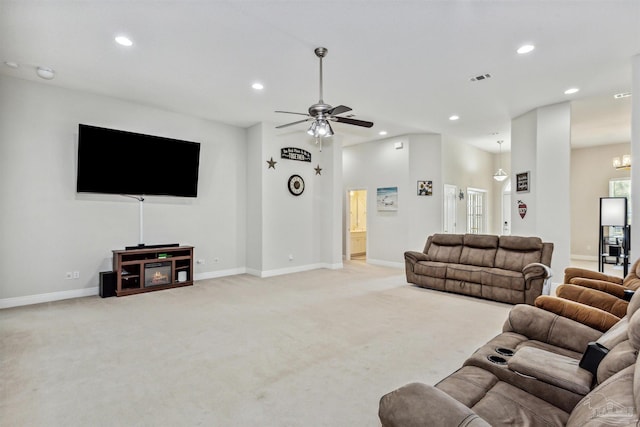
[288,174,305,196]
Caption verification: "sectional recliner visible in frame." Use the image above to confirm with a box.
[379,289,640,426]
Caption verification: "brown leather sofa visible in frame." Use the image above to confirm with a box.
[379,291,640,426]
[404,234,553,305]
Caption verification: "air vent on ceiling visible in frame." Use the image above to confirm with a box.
[470,73,492,82]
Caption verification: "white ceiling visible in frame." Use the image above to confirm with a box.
[1,0,638,152]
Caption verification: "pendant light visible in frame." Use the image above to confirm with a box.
[493,140,508,182]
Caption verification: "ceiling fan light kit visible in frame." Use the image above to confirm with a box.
[276,47,373,149]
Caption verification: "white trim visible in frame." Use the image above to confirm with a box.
[366,259,404,269]
[571,254,599,262]
[194,267,247,281]
[251,263,344,278]
[0,287,99,309]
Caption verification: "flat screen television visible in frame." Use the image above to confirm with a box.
[77,124,201,197]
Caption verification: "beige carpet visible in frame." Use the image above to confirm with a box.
[1,262,511,426]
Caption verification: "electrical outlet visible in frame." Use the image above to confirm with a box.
[197,259,205,265]
[213,257,219,263]
[65,272,73,279]
[72,271,80,279]
[288,254,294,261]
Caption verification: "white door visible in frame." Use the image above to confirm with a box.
[502,179,511,235]
[444,184,457,233]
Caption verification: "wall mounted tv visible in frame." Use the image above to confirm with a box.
[77,124,201,197]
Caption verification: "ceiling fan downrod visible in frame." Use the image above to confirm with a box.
[315,47,327,104]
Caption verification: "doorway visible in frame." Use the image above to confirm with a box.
[349,190,367,260]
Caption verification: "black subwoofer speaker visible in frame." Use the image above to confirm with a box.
[99,271,116,298]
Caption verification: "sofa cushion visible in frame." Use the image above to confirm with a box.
[436,366,570,426]
[460,235,499,267]
[534,295,620,332]
[566,365,637,426]
[482,268,525,291]
[597,340,637,384]
[447,264,484,283]
[494,236,543,272]
[426,234,463,263]
[413,261,448,279]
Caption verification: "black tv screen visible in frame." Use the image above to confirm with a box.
[77,124,201,197]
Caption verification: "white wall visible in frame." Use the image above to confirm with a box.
[247,124,343,276]
[343,134,442,265]
[511,102,571,278]
[0,75,247,301]
[632,54,640,256]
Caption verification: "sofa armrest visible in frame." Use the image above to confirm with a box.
[567,277,627,299]
[523,262,552,290]
[564,267,623,285]
[379,383,490,427]
[507,347,593,395]
[503,304,603,353]
[404,250,429,264]
[535,295,620,332]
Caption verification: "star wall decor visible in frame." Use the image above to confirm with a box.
[314,164,322,175]
[266,157,277,169]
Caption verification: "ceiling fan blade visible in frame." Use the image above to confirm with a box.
[333,116,374,128]
[328,105,352,116]
[275,110,309,117]
[275,119,311,129]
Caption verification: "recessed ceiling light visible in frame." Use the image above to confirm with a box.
[4,61,19,69]
[115,36,133,47]
[614,92,632,99]
[36,67,55,80]
[517,44,535,54]
[379,131,388,136]
[449,115,460,121]
[564,88,579,95]
[251,82,264,90]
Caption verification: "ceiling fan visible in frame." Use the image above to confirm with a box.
[275,47,374,150]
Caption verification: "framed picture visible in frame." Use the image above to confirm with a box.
[377,187,398,211]
[417,180,432,196]
[516,171,530,193]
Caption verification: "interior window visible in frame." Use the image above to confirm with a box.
[467,188,487,234]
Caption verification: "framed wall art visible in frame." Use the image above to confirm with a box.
[516,171,530,193]
[377,187,398,211]
[417,180,432,196]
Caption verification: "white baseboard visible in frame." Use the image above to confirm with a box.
[367,259,405,269]
[571,254,598,262]
[252,262,344,278]
[0,287,99,309]
[195,267,246,281]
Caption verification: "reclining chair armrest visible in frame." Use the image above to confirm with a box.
[503,304,602,353]
[567,277,627,299]
[523,262,552,290]
[404,250,429,264]
[379,383,490,427]
[534,295,621,332]
[563,267,623,285]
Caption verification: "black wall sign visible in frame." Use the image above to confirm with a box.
[281,147,311,162]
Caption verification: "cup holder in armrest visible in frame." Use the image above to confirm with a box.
[495,347,515,357]
[487,355,507,365]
